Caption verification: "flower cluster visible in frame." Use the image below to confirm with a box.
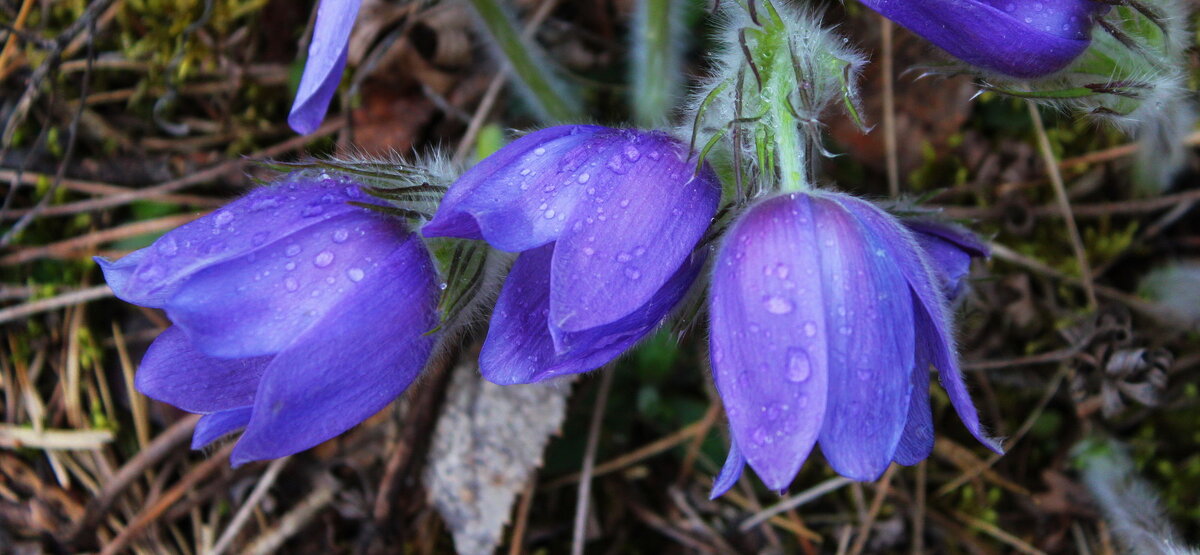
[96,0,1046,494]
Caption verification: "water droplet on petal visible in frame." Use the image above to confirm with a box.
[616,253,632,263]
[214,211,234,227]
[544,209,556,219]
[534,147,546,155]
[624,267,641,280]
[156,237,179,256]
[301,204,324,217]
[285,244,301,257]
[786,348,812,382]
[284,277,300,292]
[332,229,349,243]
[577,172,590,184]
[803,321,817,337]
[252,232,269,246]
[764,296,794,315]
[313,250,334,268]
[623,146,640,162]
[285,262,296,271]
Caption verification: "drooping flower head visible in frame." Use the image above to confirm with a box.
[97,173,439,464]
[861,0,1110,77]
[708,191,1000,496]
[423,125,720,384]
[289,0,361,134]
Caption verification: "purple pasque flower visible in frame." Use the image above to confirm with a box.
[289,0,362,134]
[904,218,990,301]
[861,0,1109,77]
[423,125,720,384]
[96,174,438,465]
[708,191,1001,496]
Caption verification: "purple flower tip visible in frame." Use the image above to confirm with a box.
[904,218,989,301]
[424,125,720,384]
[708,192,1001,496]
[862,0,1110,77]
[96,173,439,463]
[288,0,362,134]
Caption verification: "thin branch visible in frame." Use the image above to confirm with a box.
[571,369,615,555]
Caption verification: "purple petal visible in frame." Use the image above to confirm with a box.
[96,176,375,308]
[481,243,701,385]
[861,0,1108,77]
[813,195,914,481]
[710,437,747,500]
[550,141,719,332]
[893,298,935,466]
[906,219,988,301]
[840,197,1003,455]
[165,213,409,359]
[288,0,362,134]
[709,194,829,491]
[192,407,253,450]
[422,125,607,248]
[230,233,438,465]
[135,327,270,414]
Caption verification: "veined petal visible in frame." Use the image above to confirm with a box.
[288,0,362,134]
[96,176,374,308]
[192,407,253,450]
[710,437,747,500]
[550,139,719,332]
[230,233,439,465]
[860,0,1107,77]
[166,214,410,359]
[813,195,914,481]
[481,243,701,385]
[893,297,936,466]
[422,125,607,249]
[840,197,1003,454]
[709,194,829,491]
[135,327,270,414]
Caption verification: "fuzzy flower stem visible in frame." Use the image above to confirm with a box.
[466,0,580,122]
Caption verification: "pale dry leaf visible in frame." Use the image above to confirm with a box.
[426,362,572,555]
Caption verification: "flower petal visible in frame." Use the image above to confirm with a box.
[550,141,719,332]
[230,233,438,465]
[710,437,747,500]
[840,197,1004,454]
[135,327,270,414]
[906,219,988,300]
[192,407,253,450]
[96,176,375,308]
[893,298,935,466]
[861,0,1106,77]
[709,194,829,491]
[422,125,607,248]
[481,243,701,384]
[288,0,362,134]
[165,213,410,359]
[813,195,914,481]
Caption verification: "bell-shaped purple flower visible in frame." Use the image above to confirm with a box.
[289,0,361,134]
[862,0,1109,77]
[423,125,720,384]
[708,191,1001,497]
[96,174,439,465]
[905,219,989,301]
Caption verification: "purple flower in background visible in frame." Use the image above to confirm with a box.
[905,219,990,301]
[289,0,362,134]
[423,125,720,384]
[861,0,1109,77]
[96,174,439,465]
[708,192,1001,496]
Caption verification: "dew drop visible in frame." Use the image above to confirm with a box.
[252,232,269,246]
[764,296,794,315]
[786,348,812,382]
[616,252,632,263]
[534,147,546,156]
[285,262,296,271]
[577,172,590,184]
[156,237,179,256]
[313,250,334,268]
[301,204,324,217]
[803,321,817,337]
[332,229,349,243]
[251,197,279,212]
[619,199,630,208]
[285,244,301,257]
[137,264,163,281]
[623,146,641,162]
[284,277,300,292]
[647,150,662,160]
[838,325,852,335]
[583,247,595,256]
[439,282,449,290]
[624,267,641,280]
[214,211,234,226]
[520,168,532,176]
[775,263,790,279]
